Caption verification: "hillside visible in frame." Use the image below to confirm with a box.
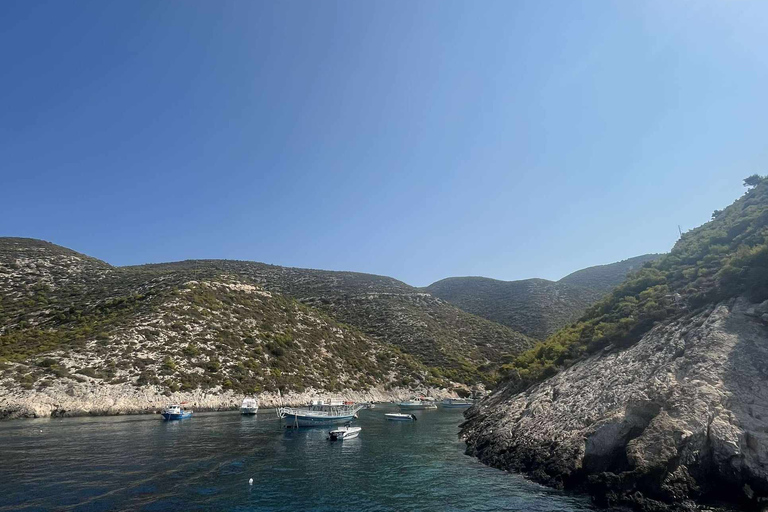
[425,254,661,339]
[0,239,534,417]
[425,277,601,339]
[499,176,768,389]
[129,259,533,384]
[461,176,768,511]
[558,254,662,293]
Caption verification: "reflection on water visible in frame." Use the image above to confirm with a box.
[0,404,607,512]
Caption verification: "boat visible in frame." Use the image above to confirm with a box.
[161,403,192,420]
[385,413,417,421]
[440,398,474,409]
[397,396,437,410]
[277,398,365,427]
[328,425,362,441]
[240,397,259,415]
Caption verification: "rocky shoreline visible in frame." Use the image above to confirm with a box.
[461,298,768,511]
[0,380,456,420]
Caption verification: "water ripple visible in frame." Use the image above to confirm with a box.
[0,407,610,512]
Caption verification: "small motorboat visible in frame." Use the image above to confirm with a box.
[161,403,192,420]
[328,425,362,441]
[385,413,417,421]
[240,397,259,415]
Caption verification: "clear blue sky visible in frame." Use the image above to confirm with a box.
[2,1,767,286]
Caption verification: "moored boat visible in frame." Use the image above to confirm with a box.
[440,398,474,409]
[278,398,364,427]
[328,425,362,441]
[161,403,192,420]
[398,396,437,410]
[240,397,259,415]
[385,413,417,421]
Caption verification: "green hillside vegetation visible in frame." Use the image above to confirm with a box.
[0,238,534,394]
[130,260,534,384]
[425,278,602,339]
[0,256,433,393]
[503,175,768,389]
[558,254,662,293]
[425,255,661,339]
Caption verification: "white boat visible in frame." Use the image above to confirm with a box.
[440,398,474,409]
[385,413,417,421]
[278,398,364,427]
[328,425,362,440]
[240,397,259,415]
[398,396,437,410]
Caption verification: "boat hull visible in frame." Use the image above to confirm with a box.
[385,414,416,421]
[240,407,259,415]
[440,402,473,409]
[281,413,357,427]
[329,427,361,440]
[398,403,436,410]
[162,412,192,420]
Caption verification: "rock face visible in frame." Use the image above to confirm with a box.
[461,298,768,511]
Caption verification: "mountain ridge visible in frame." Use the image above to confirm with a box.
[425,254,661,339]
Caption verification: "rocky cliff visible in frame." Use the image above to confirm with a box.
[461,177,768,511]
[462,297,768,510]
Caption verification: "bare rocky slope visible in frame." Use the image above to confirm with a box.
[426,254,660,339]
[134,259,533,382]
[461,177,768,511]
[0,238,533,418]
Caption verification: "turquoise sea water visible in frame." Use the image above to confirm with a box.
[0,404,605,512]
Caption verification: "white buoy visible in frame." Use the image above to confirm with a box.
[248,478,253,485]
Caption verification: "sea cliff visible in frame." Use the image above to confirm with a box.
[461,297,768,511]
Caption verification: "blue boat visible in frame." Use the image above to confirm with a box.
[161,404,193,420]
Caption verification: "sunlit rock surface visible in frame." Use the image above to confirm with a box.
[462,298,768,511]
